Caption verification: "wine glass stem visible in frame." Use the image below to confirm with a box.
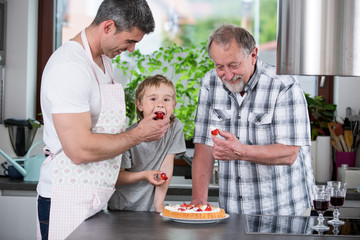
[333,207,340,221]
[318,213,325,226]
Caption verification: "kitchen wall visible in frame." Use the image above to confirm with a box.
[335,76,360,117]
[1,1,360,151]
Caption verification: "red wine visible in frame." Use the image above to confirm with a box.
[330,196,345,207]
[313,199,329,211]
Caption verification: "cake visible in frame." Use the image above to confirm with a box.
[162,203,226,219]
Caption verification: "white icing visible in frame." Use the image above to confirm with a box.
[165,204,221,213]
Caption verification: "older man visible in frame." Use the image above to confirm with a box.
[191,24,315,216]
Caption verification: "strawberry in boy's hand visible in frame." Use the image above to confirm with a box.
[160,172,168,180]
[154,111,165,120]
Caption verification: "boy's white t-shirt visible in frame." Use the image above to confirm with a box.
[37,40,113,198]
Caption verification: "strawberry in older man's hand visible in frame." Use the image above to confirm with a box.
[211,128,219,136]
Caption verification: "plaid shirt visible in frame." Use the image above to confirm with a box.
[194,58,315,215]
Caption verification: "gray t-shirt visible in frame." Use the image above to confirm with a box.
[108,118,186,211]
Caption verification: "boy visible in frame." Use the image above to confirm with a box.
[108,74,186,212]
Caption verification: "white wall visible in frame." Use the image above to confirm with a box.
[334,76,360,118]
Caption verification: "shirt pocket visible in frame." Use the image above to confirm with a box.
[247,112,274,145]
[210,109,232,132]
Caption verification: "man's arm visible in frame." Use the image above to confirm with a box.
[212,130,300,166]
[191,143,215,205]
[53,112,170,164]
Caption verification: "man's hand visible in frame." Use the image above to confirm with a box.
[212,130,244,160]
[134,114,170,142]
[190,198,209,206]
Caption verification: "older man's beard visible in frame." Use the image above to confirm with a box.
[221,75,245,93]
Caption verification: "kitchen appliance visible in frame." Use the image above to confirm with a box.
[0,141,45,181]
[337,165,360,189]
[277,0,360,76]
[4,118,40,156]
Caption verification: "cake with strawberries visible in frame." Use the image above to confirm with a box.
[162,203,226,219]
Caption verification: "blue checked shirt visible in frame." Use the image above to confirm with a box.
[194,58,315,215]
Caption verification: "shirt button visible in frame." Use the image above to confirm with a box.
[238,196,242,200]
[238,116,241,119]
[237,176,241,181]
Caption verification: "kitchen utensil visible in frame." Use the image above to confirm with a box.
[0,141,46,181]
[328,122,343,152]
[343,110,353,152]
[336,116,344,125]
[334,123,348,152]
[330,138,337,150]
[344,130,353,152]
[346,107,352,118]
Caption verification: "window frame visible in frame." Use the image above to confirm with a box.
[36,0,54,122]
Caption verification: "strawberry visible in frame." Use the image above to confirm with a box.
[178,208,186,211]
[211,128,219,136]
[196,208,203,212]
[154,111,164,120]
[205,205,212,211]
[180,203,187,208]
[160,172,168,180]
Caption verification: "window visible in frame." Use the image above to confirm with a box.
[50,0,318,95]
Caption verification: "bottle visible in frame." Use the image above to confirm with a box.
[337,164,348,182]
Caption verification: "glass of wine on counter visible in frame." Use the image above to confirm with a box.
[327,181,347,225]
[312,185,331,231]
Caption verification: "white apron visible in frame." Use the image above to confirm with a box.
[48,30,126,239]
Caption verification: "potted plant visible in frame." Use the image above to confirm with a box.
[114,42,214,143]
[305,93,337,141]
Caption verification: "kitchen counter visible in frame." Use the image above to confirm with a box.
[67,209,360,240]
[1,176,359,240]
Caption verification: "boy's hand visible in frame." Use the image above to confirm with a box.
[145,170,166,186]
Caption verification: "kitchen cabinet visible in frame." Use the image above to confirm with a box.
[0,190,37,240]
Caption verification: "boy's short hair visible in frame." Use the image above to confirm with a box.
[135,74,176,122]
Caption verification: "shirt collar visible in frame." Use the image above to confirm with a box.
[246,57,261,93]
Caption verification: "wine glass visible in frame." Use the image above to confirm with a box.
[327,181,347,225]
[312,185,331,231]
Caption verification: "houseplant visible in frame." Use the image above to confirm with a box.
[114,42,214,141]
[305,93,337,141]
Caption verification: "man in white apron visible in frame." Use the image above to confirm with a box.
[37,1,170,239]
